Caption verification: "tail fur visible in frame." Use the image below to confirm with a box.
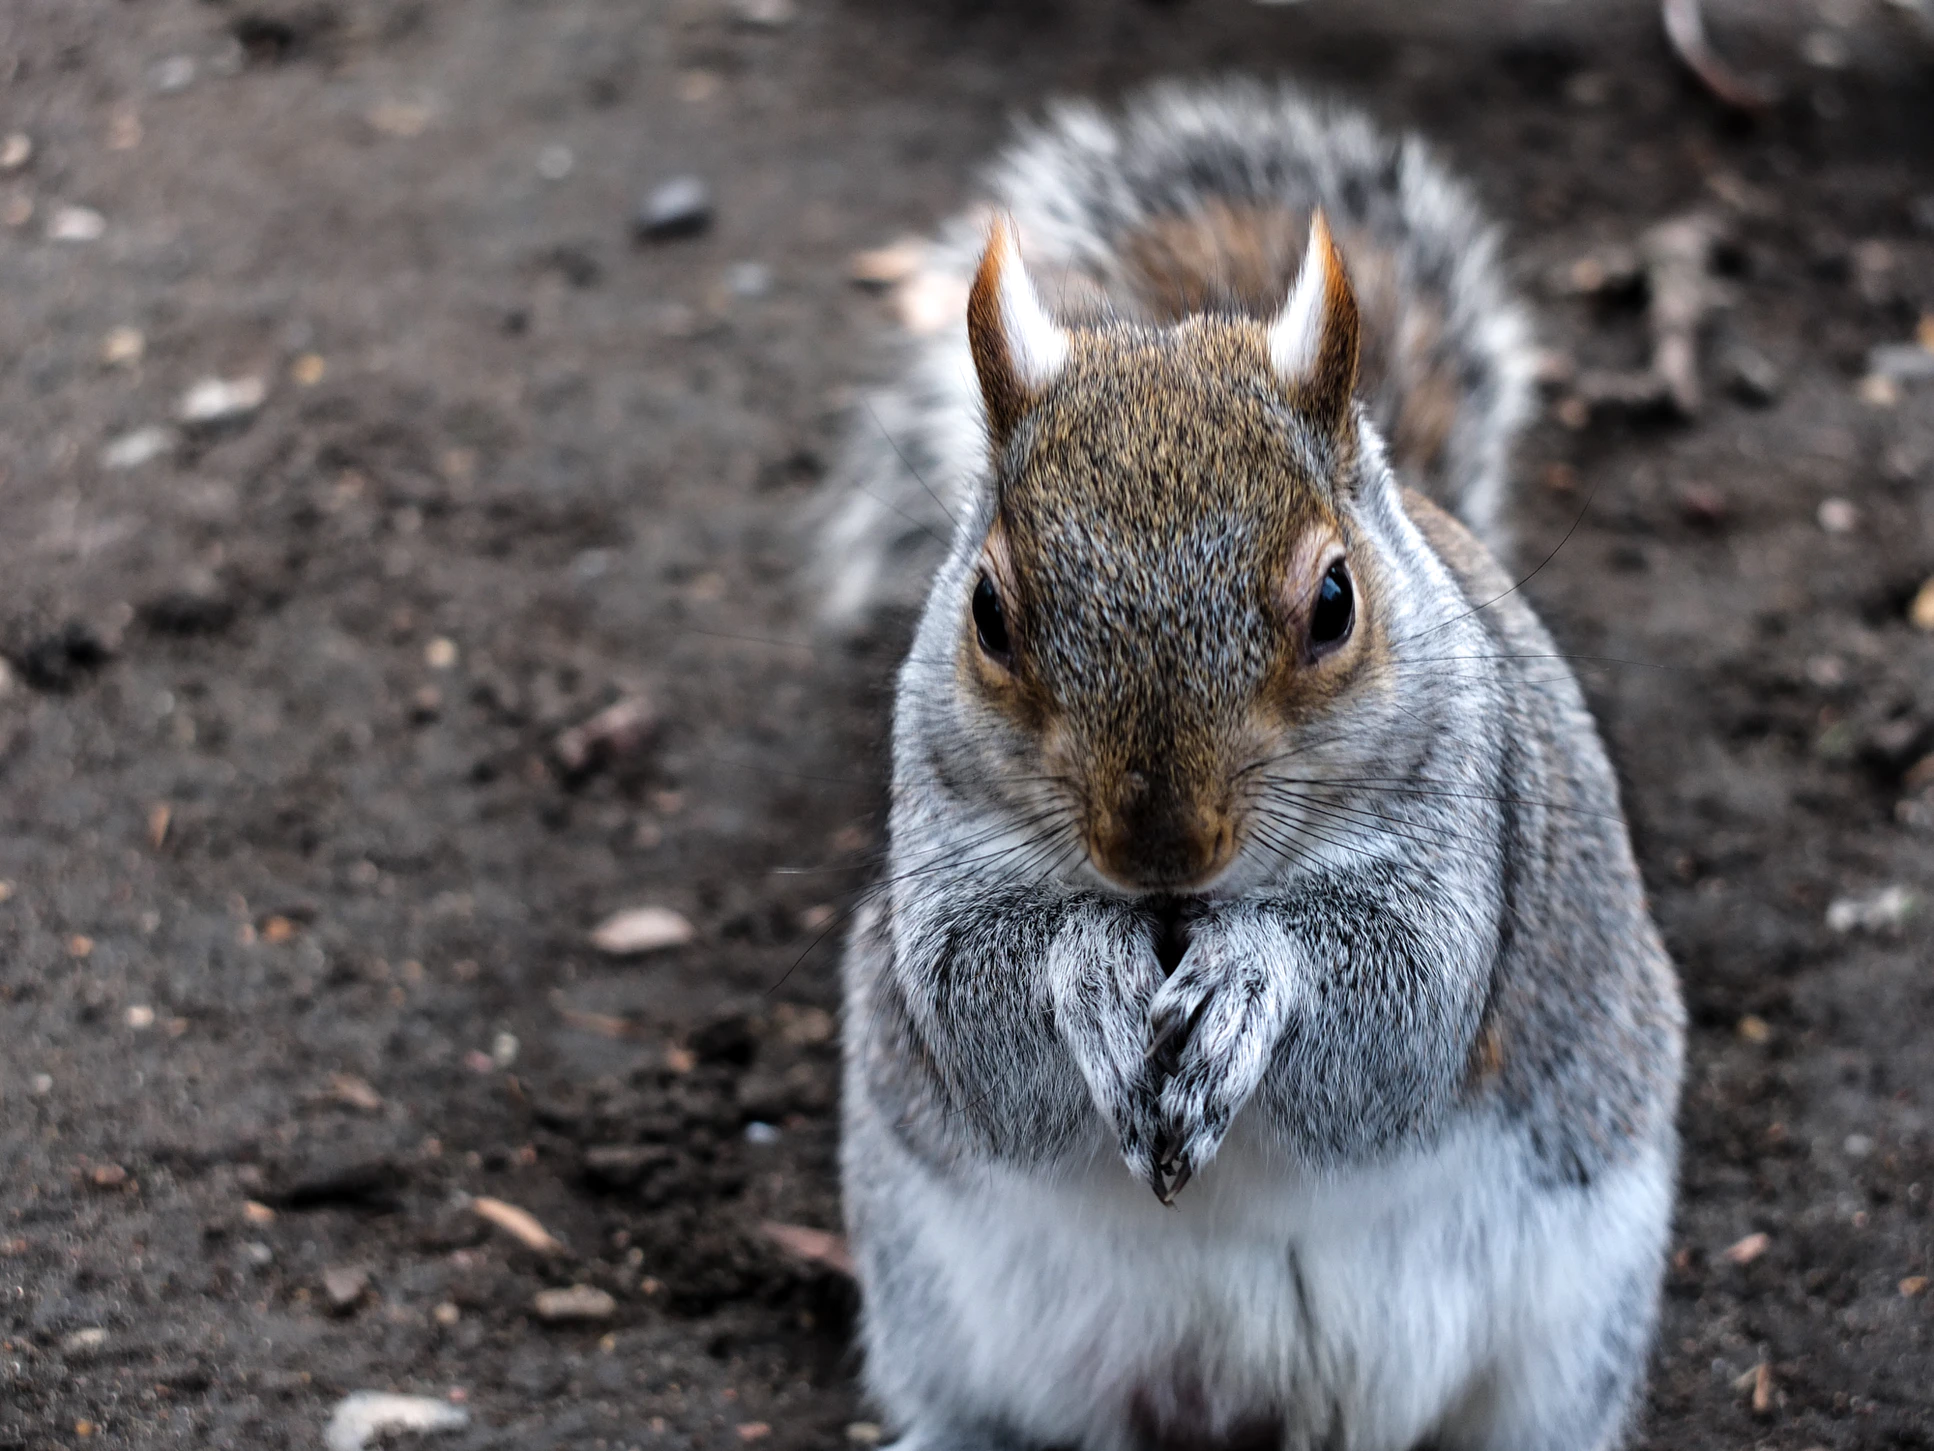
[811,78,1535,628]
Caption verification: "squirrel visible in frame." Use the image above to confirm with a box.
[826,81,1685,1451]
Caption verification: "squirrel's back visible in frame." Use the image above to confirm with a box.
[815,79,1534,626]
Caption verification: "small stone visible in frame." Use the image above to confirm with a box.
[1816,497,1859,535]
[126,1004,156,1030]
[1826,884,1914,935]
[1735,1014,1770,1043]
[1869,342,1934,383]
[1903,1276,1929,1297]
[726,261,772,298]
[242,1199,277,1225]
[62,1328,109,1356]
[732,0,796,26]
[68,935,94,959]
[178,375,266,425]
[1723,347,1780,406]
[2,196,31,228]
[291,353,327,386]
[1722,1231,1770,1265]
[537,144,575,181]
[635,176,712,242]
[744,1121,781,1145]
[366,100,432,138]
[1907,579,1934,632]
[590,905,695,955]
[149,56,197,93]
[322,1265,370,1310]
[0,133,31,171]
[423,636,458,669]
[1860,373,1901,408]
[102,327,145,366]
[553,695,657,776]
[100,426,175,470]
[1845,1133,1875,1158]
[846,1424,884,1447]
[31,1073,52,1095]
[323,1392,468,1451]
[736,1425,773,1444]
[491,1031,519,1068]
[48,206,106,243]
[242,1240,274,1267]
[329,1073,383,1111]
[433,1301,460,1326]
[532,1284,617,1322]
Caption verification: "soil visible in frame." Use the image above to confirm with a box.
[0,1,1931,1448]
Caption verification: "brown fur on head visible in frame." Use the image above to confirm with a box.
[962,214,1382,894]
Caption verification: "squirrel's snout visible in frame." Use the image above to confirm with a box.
[1086,771,1238,893]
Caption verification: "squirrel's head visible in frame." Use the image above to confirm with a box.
[955,213,1384,895]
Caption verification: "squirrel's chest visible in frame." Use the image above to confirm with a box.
[920,1131,1528,1451]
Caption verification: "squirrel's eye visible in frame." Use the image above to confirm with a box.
[972,574,1011,660]
[1308,562,1354,652]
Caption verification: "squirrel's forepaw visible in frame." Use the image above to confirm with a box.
[1145,944,1292,1197]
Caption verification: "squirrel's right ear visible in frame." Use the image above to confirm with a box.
[968,217,1070,448]
[1268,211,1361,438]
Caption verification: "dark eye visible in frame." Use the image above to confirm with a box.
[973,573,1011,659]
[1308,562,1354,652]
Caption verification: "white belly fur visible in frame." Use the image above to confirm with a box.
[870,1114,1672,1451]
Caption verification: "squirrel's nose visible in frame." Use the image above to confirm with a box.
[1087,772,1237,892]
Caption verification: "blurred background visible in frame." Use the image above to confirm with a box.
[0,0,1930,1446]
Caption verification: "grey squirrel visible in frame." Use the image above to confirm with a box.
[825,81,1685,1451]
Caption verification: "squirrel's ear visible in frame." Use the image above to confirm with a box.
[1268,210,1360,437]
[968,217,1070,447]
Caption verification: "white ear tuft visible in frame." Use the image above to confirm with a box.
[1266,210,1361,434]
[987,220,1068,391]
[1269,215,1334,383]
[968,217,1071,444]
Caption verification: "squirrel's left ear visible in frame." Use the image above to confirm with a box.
[968,216,1070,449]
[1268,210,1361,437]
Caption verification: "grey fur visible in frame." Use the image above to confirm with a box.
[834,81,1681,1451]
[813,79,1534,628]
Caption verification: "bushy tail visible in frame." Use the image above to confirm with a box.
[809,78,1535,630]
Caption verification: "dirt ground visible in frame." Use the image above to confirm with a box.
[0,0,1930,1447]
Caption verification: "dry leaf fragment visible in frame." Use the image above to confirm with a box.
[761,1220,856,1276]
[1909,578,1934,633]
[242,1199,277,1225]
[736,1425,772,1443]
[1901,1276,1929,1297]
[531,1284,616,1321]
[328,1073,384,1112]
[1723,1231,1770,1265]
[472,1196,567,1255]
[324,1392,467,1451]
[1751,1360,1773,1414]
[147,803,172,849]
[590,906,694,956]
[849,237,927,289]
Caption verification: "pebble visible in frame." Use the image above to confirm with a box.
[0,133,31,172]
[100,426,175,470]
[328,1072,384,1111]
[291,353,326,386]
[726,261,772,298]
[590,905,695,955]
[553,695,657,776]
[744,1121,781,1145]
[736,1425,773,1443]
[846,1424,884,1446]
[323,1392,468,1451]
[424,636,458,669]
[1723,346,1780,406]
[62,1328,109,1355]
[322,1265,370,1310]
[532,1284,617,1322]
[178,375,266,425]
[47,206,106,243]
[537,144,575,181]
[1723,1231,1770,1265]
[149,56,197,93]
[126,1005,155,1030]
[1869,341,1934,384]
[1825,884,1914,935]
[102,327,145,366]
[732,0,796,26]
[1816,497,1859,535]
[1908,579,1934,632]
[635,176,712,241]
[849,237,926,290]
